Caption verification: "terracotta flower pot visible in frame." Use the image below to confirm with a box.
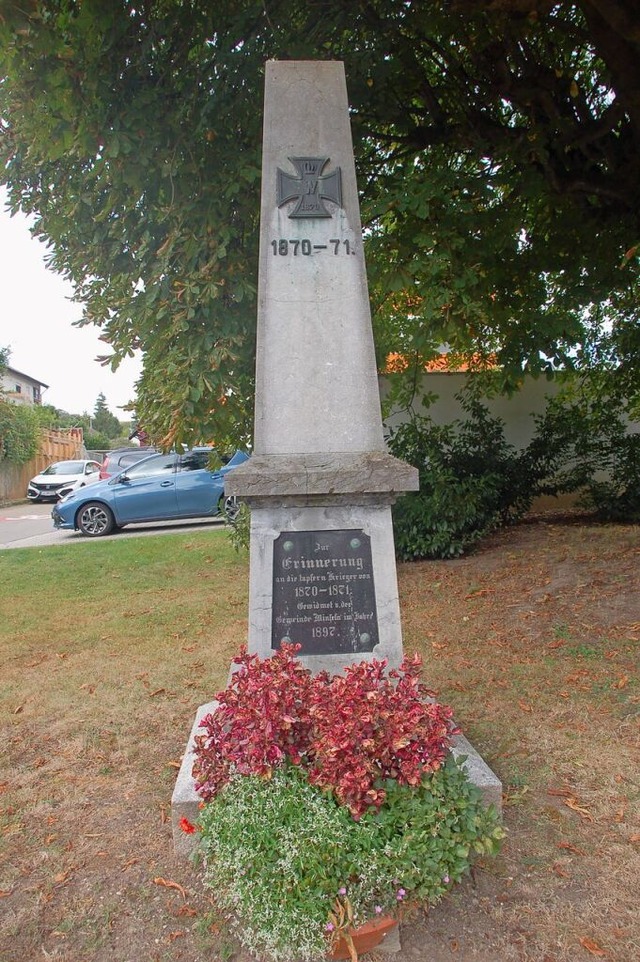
[328,915,397,960]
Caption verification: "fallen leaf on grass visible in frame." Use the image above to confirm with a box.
[175,905,198,917]
[122,857,139,870]
[614,801,627,823]
[160,805,168,824]
[0,889,13,897]
[547,787,575,798]
[557,841,587,856]
[548,639,565,650]
[13,704,25,715]
[168,930,185,941]
[149,688,166,697]
[153,877,187,900]
[613,675,628,690]
[552,862,571,878]
[518,700,533,713]
[579,936,607,956]
[53,870,71,885]
[629,834,640,843]
[165,760,182,770]
[564,797,594,822]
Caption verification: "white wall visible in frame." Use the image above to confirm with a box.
[380,372,561,450]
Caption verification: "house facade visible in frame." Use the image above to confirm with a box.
[1,365,48,406]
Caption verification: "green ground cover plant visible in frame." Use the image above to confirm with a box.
[193,646,502,960]
[0,519,638,962]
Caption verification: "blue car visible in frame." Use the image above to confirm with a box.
[52,448,249,537]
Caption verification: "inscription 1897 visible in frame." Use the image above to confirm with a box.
[272,529,378,656]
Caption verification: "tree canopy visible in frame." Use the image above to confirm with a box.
[1,1,638,446]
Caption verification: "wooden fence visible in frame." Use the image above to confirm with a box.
[0,429,84,504]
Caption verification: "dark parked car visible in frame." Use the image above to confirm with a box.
[52,449,248,537]
[99,446,158,480]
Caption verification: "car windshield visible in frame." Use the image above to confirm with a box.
[120,453,177,479]
[43,461,85,475]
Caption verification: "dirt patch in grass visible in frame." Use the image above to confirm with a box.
[1,517,638,962]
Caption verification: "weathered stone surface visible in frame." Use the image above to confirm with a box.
[451,732,503,816]
[171,699,217,860]
[226,451,419,500]
[253,61,385,457]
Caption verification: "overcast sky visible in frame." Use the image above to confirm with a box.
[0,186,142,416]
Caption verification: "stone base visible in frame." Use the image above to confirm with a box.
[171,699,218,860]
[171,704,502,860]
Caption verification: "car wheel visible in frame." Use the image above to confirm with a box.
[76,502,116,537]
[219,494,241,522]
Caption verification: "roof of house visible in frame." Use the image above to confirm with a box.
[4,365,49,389]
[384,352,498,374]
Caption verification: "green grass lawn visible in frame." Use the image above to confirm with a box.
[0,520,638,962]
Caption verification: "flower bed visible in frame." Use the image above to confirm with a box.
[191,645,503,961]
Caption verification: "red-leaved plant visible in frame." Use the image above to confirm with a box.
[192,644,458,819]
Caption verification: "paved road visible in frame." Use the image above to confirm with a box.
[0,501,224,549]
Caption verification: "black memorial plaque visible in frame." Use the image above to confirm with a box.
[272,529,379,656]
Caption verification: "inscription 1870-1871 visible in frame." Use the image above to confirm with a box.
[272,529,379,656]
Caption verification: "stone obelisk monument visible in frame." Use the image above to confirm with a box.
[226,60,418,673]
[172,61,500,856]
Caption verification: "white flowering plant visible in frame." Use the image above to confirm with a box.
[193,646,503,961]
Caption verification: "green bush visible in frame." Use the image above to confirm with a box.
[388,398,536,560]
[388,388,640,561]
[528,393,640,522]
[0,402,41,465]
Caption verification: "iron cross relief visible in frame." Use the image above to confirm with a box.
[276,157,342,218]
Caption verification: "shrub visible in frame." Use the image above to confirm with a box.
[528,392,640,522]
[387,398,535,560]
[0,401,41,464]
[388,386,640,560]
[193,645,456,819]
[194,646,503,962]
